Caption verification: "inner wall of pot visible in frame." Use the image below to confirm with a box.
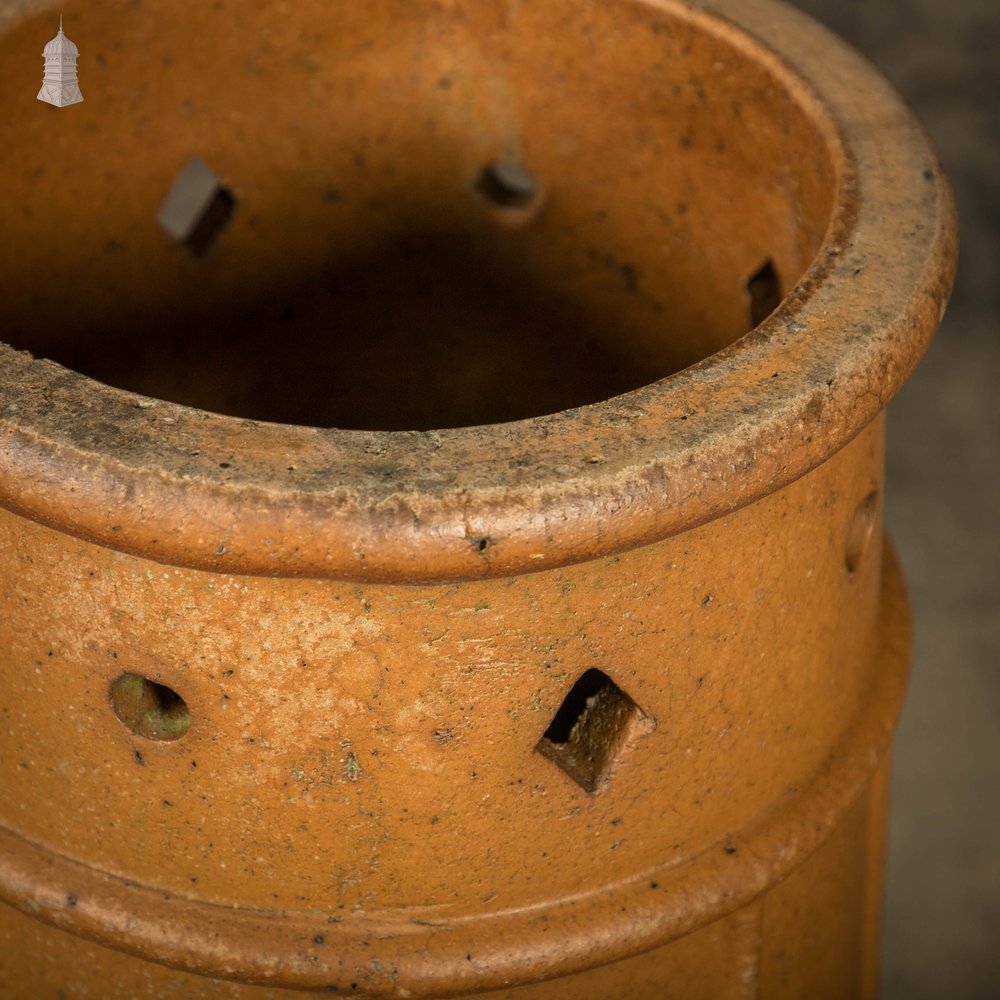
[0,0,838,430]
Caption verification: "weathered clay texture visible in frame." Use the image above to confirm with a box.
[0,0,955,996]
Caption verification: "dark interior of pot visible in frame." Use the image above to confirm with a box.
[0,0,838,430]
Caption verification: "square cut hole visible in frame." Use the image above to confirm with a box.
[746,257,782,329]
[157,157,235,257]
[536,668,653,793]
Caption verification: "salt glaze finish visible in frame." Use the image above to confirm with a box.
[0,0,955,996]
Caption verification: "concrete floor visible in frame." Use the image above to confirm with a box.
[791,2,1000,997]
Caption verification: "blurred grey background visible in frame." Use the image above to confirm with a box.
[791,2,999,998]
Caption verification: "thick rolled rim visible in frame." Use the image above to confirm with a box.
[0,0,957,582]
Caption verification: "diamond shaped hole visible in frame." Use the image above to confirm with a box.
[746,258,782,329]
[536,668,653,793]
[156,157,235,258]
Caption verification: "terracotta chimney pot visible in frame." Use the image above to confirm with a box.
[0,0,956,996]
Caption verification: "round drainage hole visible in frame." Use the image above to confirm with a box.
[110,673,191,741]
[845,491,879,573]
[477,160,537,207]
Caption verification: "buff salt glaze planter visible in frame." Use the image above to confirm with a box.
[0,0,955,996]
